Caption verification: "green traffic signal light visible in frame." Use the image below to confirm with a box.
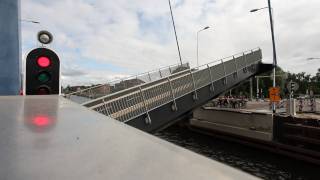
[37,72,51,83]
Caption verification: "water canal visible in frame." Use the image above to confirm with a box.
[155,125,319,180]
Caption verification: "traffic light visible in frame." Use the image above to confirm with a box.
[25,47,60,95]
[290,82,295,92]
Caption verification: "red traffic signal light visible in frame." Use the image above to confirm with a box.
[37,56,51,68]
[26,48,60,95]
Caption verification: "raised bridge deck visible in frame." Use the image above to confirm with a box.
[81,48,273,132]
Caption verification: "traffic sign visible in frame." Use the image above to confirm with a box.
[287,81,299,92]
[269,87,281,102]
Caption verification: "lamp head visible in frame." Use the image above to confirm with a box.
[250,9,259,13]
[37,30,53,45]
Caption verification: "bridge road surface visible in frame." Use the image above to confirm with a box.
[0,96,258,180]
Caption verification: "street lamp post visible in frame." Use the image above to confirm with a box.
[197,26,210,67]
[267,0,278,67]
[251,0,278,113]
[168,0,183,66]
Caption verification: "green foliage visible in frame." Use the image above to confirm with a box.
[230,67,320,98]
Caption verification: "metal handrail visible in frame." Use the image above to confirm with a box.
[81,65,193,106]
[65,62,189,96]
[86,48,262,123]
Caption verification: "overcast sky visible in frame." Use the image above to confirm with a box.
[21,0,320,86]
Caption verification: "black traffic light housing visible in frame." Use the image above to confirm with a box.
[290,82,295,91]
[26,48,60,95]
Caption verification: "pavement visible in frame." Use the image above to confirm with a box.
[209,99,320,120]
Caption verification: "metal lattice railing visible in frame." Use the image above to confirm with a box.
[64,63,190,103]
[84,48,262,123]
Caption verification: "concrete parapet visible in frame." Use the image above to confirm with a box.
[190,107,273,141]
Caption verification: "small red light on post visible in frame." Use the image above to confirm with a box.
[37,56,51,68]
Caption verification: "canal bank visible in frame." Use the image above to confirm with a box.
[188,101,320,165]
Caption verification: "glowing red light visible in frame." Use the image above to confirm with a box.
[37,56,51,68]
[32,116,50,127]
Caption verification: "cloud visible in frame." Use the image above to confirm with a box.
[61,67,87,77]
[21,0,320,86]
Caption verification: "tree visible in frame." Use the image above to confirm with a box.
[229,66,320,98]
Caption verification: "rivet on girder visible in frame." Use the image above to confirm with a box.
[145,114,152,125]
[233,72,238,79]
[171,103,178,112]
[243,67,247,73]
[223,78,227,85]
[210,85,215,92]
[193,93,198,101]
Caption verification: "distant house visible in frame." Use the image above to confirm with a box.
[64,86,84,93]
[94,84,111,96]
[113,79,145,92]
[171,65,190,74]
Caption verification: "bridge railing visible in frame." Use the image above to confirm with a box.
[84,48,262,123]
[64,63,190,103]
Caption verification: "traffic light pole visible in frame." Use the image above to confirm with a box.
[0,0,21,95]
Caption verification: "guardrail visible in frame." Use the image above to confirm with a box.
[297,97,318,113]
[64,63,190,103]
[84,48,262,123]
